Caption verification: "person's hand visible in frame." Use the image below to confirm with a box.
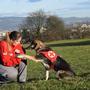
[35,59,44,63]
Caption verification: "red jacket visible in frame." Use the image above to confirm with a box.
[0,41,24,66]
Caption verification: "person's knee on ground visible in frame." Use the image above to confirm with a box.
[6,67,18,81]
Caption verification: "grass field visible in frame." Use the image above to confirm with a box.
[0,39,90,90]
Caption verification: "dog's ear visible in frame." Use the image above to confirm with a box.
[39,41,45,48]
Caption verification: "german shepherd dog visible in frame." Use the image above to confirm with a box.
[30,40,76,80]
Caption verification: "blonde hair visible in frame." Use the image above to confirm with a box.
[6,32,12,51]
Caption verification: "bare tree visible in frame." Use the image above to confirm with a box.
[25,10,47,39]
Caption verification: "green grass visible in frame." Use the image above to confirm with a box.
[0,39,90,90]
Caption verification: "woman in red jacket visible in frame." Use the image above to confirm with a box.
[0,31,27,83]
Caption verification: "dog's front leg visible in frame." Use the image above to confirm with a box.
[42,63,50,80]
[46,70,49,81]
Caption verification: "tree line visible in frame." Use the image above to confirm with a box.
[19,10,90,42]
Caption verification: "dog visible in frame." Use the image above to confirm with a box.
[30,40,76,80]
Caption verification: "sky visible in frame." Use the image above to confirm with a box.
[0,0,90,17]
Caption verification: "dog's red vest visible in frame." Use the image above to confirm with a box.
[39,51,58,62]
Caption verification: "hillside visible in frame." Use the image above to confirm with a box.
[0,17,25,31]
[0,17,90,31]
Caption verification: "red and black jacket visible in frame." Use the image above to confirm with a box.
[39,50,58,63]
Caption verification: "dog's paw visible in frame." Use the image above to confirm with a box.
[45,77,49,81]
[45,79,48,81]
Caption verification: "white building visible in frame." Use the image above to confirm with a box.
[0,31,7,40]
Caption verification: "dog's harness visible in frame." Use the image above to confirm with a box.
[39,50,58,63]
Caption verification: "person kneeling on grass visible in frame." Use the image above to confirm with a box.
[0,31,39,84]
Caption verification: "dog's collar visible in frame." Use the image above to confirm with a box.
[36,48,46,53]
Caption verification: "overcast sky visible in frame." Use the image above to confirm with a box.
[0,0,90,17]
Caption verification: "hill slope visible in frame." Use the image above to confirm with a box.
[0,17,90,31]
